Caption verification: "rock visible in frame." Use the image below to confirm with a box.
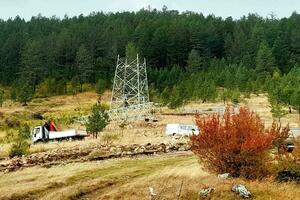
[218,173,230,179]
[232,184,252,198]
[178,147,186,151]
[88,150,111,160]
[199,186,215,198]
[2,142,193,172]
[149,187,157,200]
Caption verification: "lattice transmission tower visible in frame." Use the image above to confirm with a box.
[109,54,153,121]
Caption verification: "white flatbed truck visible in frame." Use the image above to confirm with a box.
[32,125,87,143]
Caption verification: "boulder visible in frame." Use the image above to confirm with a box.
[218,173,230,179]
[232,184,252,198]
[199,186,215,198]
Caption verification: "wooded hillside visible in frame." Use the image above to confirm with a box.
[0,8,300,109]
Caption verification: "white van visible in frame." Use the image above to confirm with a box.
[166,124,199,136]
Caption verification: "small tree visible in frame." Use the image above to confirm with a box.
[16,81,34,106]
[231,90,241,105]
[219,88,231,105]
[200,80,217,103]
[190,106,289,179]
[291,89,300,119]
[85,103,109,139]
[9,124,31,157]
[256,41,276,76]
[71,77,81,96]
[96,79,107,96]
[160,87,171,106]
[169,86,183,109]
[75,45,94,92]
[270,102,286,122]
[187,49,203,72]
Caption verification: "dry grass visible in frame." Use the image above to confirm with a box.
[243,94,299,128]
[1,154,300,200]
[1,93,299,158]
[184,94,300,128]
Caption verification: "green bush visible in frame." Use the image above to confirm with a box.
[8,124,31,157]
[4,129,17,143]
[9,138,30,157]
[274,141,300,183]
[36,78,66,98]
[96,79,107,95]
[5,116,20,128]
[231,90,241,105]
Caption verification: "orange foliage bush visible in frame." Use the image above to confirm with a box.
[190,106,289,179]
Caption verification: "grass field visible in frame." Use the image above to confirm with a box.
[0,92,299,157]
[0,92,300,199]
[1,153,300,200]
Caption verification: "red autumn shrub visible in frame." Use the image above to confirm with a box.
[190,106,289,179]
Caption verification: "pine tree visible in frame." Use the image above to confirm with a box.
[255,41,276,76]
[169,86,183,109]
[96,79,107,96]
[187,49,203,72]
[126,42,138,63]
[270,102,286,122]
[21,40,45,90]
[85,103,109,139]
[291,89,300,118]
[16,80,34,106]
[75,45,94,92]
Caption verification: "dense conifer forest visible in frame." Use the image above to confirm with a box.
[0,7,300,110]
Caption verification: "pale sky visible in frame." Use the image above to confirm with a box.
[0,0,299,21]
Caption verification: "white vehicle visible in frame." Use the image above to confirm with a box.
[166,124,199,136]
[32,125,87,143]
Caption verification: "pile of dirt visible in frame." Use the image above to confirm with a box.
[0,142,191,172]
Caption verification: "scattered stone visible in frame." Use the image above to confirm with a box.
[218,173,230,179]
[149,187,157,200]
[1,142,191,172]
[199,186,215,198]
[232,184,252,198]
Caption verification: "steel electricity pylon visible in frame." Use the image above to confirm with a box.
[109,54,153,121]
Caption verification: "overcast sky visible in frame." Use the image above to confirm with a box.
[0,0,299,20]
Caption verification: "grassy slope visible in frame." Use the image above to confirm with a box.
[1,154,300,200]
[0,92,300,199]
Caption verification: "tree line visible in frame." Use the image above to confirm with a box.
[0,7,300,110]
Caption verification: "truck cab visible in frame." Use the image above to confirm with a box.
[32,126,49,143]
[32,124,87,143]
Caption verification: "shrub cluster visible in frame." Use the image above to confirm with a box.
[9,124,31,157]
[190,106,289,179]
[275,141,300,183]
